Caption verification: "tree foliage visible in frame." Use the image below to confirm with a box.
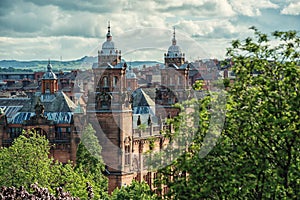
[110,180,158,200]
[157,28,300,199]
[0,130,105,199]
[76,123,108,199]
[0,183,80,199]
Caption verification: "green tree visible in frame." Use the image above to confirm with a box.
[0,131,99,199]
[76,123,108,199]
[111,180,158,200]
[0,131,53,189]
[157,28,300,199]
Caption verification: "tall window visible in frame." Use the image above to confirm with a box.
[10,127,23,139]
[103,76,108,87]
[125,144,130,165]
[169,77,173,85]
[178,76,182,85]
[113,76,118,87]
[55,127,62,139]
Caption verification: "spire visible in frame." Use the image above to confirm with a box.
[47,59,52,72]
[172,26,176,45]
[106,21,112,39]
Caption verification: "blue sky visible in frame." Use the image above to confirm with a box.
[0,0,299,62]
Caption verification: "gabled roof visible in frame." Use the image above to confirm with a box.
[0,90,76,124]
[0,98,30,122]
[132,88,155,107]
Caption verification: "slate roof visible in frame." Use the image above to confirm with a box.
[10,112,73,124]
[23,82,39,90]
[0,91,76,124]
[131,88,155,107]
[140,87,156,100]
[6,82,23,90]
[0,98,30,122]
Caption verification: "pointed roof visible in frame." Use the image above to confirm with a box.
[42,60,57,80]
[172,26,176,45]
[167,27,182,58]
[106,21,112,38]
[132,88,155,107]
[101,21,117,55]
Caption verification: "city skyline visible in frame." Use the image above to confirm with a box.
[0,0,300,61]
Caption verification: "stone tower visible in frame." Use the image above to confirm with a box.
[41,60,58,94]
[164,27,185,67]
[98,21,121,67]
[156,27,190,118]
[90,22,133,193]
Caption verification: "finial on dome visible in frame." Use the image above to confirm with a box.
[173,27,175,39]
[172,26,176,45]
[106,21,112,39]
[47,59,52,72]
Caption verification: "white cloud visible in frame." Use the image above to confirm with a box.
[229,0,279,16]
[281,1,300,15]
[156,0,235,18]
[0,0,299,61]
[176,19,249,39]
[0,36,98,60]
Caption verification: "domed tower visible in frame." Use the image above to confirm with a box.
[164,27,185,67]
[98,21,121,67]
[41,60,58,94]
[156,27,190,118]
[126,65,138,91]
[90,21,133,193]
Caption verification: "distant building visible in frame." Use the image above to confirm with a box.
[0,61,82,163]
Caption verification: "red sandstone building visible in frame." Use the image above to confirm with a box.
[0,62,81,163]
[0,23,192,194]
[87,24,190,193]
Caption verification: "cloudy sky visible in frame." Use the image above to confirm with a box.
[0,0,299,62]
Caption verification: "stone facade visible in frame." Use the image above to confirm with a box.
[88,23,190,194]
[0,62,81,164]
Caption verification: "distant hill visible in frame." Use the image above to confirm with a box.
[0,56,163,72]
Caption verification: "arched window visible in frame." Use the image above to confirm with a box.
[125,144,130,165]
[124,137,131,165]
[34,128,47,138]
[102,76,108,87]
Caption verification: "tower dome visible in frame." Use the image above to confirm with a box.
[42,60,57,80]
[167,27,182,58]
[41,59,58,94]
[126,65,137,79]
[101,21,117,55]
